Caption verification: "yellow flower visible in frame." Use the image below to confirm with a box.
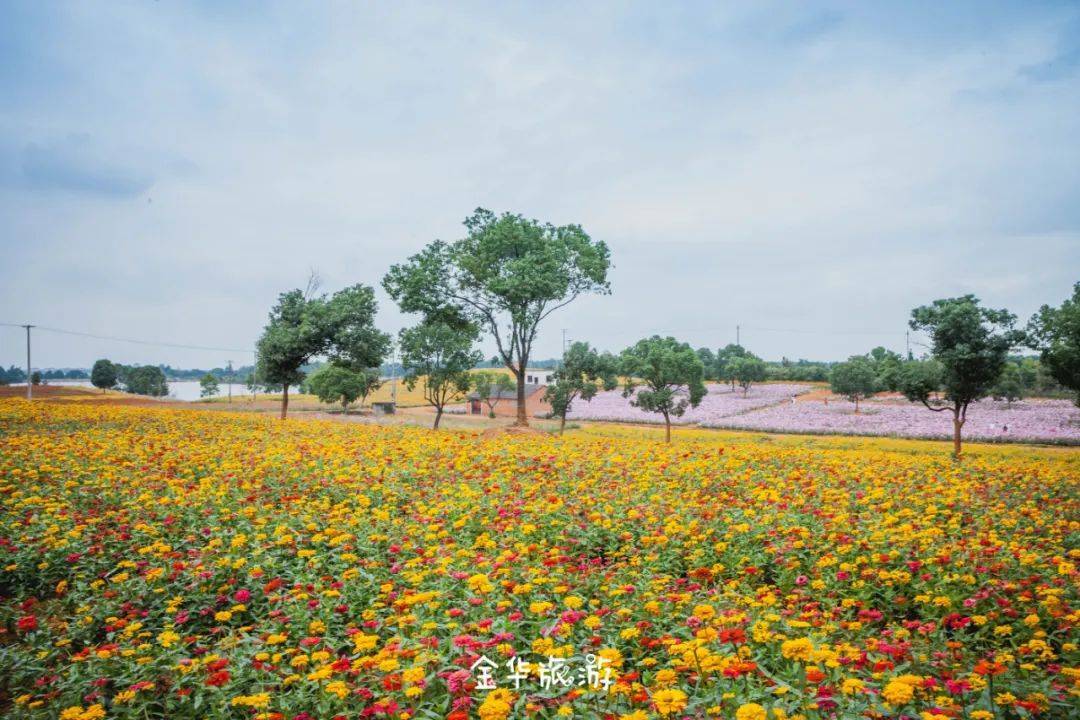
[620,713,649,720]
[81,706,106,720]
[113,690,136,704]
[478,697,511,720]
[653,668,678,687]
[841,678,864,695]
[693,604,716,620]
[214,611,232,622]
[781,637,814,661]
[325,680,349,699]
[653,688,688,715]
[353,633,379,652]
[157,630,180,648]
[882,679,915,706]
[231,693,271,709]
[735,703,768,720]
[468,574,494,594]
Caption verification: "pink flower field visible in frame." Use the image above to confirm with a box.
[565,385,1080,444]
[566,383,813,425]
[709,397,1080,444]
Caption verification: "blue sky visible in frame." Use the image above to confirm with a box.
[1,1,1078,368]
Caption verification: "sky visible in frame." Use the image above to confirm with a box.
[1,1,1078,370]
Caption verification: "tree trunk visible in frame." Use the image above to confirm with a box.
[433,406,443,429]
[855,397,860,414]
[280,384,289,420]
[559,414,566,435]
[952,408,963,458]
[514,369,528,426]
[664,412,671,443]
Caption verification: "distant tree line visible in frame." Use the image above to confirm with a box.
[87,359,169,396]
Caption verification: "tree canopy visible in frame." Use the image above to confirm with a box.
[257,280,390,419]
[199,372,219,398]
[829,355,878,412]
[1028,282,1080,406]
[898,295,1023,456]
[620,336,706,442]
[730,354,767,396]
[122,365,168,397]
[307,364,381,413]
[90,359,118,392]
[383,208,610,425]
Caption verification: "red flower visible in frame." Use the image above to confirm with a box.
[206,671,230,687]
[17,615,38,633]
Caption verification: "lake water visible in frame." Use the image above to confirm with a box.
[44,379,282,402]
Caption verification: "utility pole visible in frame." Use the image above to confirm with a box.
[227,360,233,403]
[23,325,33,400]
[252,351,257,402]
[736,324,740,347]
[905,331,910,359]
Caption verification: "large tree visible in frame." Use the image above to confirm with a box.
[383,208,611,426]
[399,320,482,429]
[544,341,618,434]
[90,359,118,392]
[829,355,878,413]
[620,336,706,442]
[257,281,390,419]
[1027,282,1080,406]
[898,295,1024,457]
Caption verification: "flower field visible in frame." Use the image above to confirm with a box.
[706,399,1080,445]
[566,385,811,426]
[564,385,1080,445]
[1,400,1078,720]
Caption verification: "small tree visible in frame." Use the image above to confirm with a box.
[730,355,767,396]
[90,359,118,392]
[898,295,1024,457]
[829,355,878,413]
[472,371,514,417]
[307,364,380,413]
[1028,282,1080,406]
[30,371,42,386]
[399,320,481,429]
[544,341,618,434]
[715,344,748,390]
[199,372,219,398]
[620,336,706,442]
[991,362,1024,405]
[383,208,611,427]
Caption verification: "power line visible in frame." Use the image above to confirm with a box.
[0,322,253,354]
